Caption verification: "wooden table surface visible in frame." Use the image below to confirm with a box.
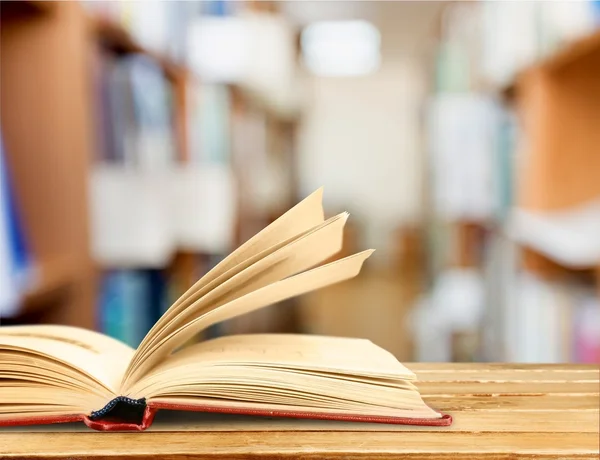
[1,363,598,459]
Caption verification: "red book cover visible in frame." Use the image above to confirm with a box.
[0,397,452,431]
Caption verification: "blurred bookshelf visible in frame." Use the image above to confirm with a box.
[92,18,188,83]
[418,1,600,364]
[503,29,600,101]
[1,1,301,345]
[1,0,96,328]
[21,256,77,312]
[503,28,600,365]
[506,29,600,280]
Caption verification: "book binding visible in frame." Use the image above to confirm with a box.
[0,400,452,431]
[85,396,150,431]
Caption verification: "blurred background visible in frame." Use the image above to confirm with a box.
[1,0,599,364]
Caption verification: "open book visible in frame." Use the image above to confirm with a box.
[0,189,451,431]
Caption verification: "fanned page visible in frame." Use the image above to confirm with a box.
[123,189,377,388]
[123,188,325,386]
[129,334,441,421]
[122,249,374,392]
[125,212,348,385]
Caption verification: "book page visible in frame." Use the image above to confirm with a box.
[147,334,416,383]
[0,325,130,421]
[0,325,134,358]
[130,212,342,376]
[0,325,132,397]
[124,213,348,386]
[122,251,374,391]
[126,188,325,380]
[125,334,439,420]
[0,386,108,420]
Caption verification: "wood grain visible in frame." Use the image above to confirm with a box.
[0,432,597,459]
[0,364,598,459]
[417,380,599,395]
[423,394,599,411]
[408,362,597,371]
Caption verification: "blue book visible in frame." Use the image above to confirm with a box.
[99,270,151,347]
[144,268,169,328]
[202,0,230,16]
[0,131,33,316]
[98,271,124,341]
[121,270,150,347]
[126,54,175,167]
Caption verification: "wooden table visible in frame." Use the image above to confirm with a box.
[1,363,598,459]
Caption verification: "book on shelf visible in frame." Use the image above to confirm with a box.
[501,273,600,363]
[93,51,176,168]
[84,1,191,61]
[0,189,451,431]
[187,83,231,165]
[574,296,600,363]
[99,270,167,348]
[0,132,34,317]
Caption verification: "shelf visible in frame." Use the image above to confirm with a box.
[508,200,600,270]
[0,0,56,21]
[90,17,187,82]
[543,30,600,73]
[1,1,96,328]
[520,247,598,284]
[20,256,77,312]
[229,84,301,122]
[502,30,600,103]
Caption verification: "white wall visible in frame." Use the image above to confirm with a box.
[297,59,426,258]
[294,2,442,260]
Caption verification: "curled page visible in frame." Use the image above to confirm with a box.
[123,250,374,392]
[125,188,325,384]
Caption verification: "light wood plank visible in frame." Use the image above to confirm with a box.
[0,432,597,459]
[128,408,600,433]
[414,369,599,382]
[445,410,599,432]
[424,394,600,412]
[417,380,599,395]
[409,363,598,372]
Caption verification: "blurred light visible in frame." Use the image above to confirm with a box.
[187,14,295,104]
[301,20,381,77]
[188,17,251,83]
